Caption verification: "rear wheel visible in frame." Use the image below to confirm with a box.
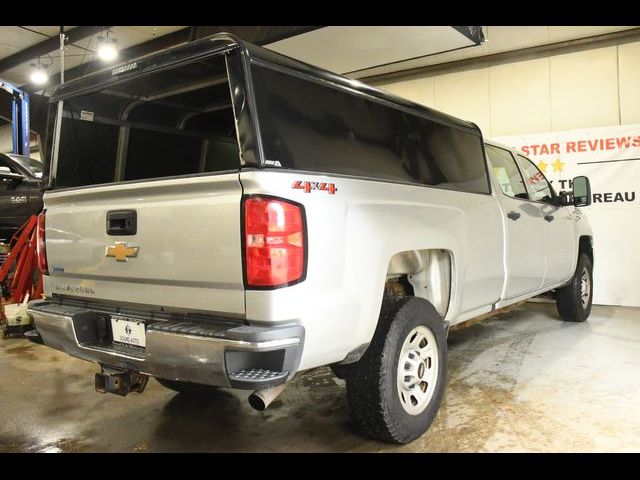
[345,296,447,444]
[155,377,219,395]
[556,253,593,322]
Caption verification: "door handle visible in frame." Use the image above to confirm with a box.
[507,211,521,221]
[107,210,137,236]
[544,214,554,222]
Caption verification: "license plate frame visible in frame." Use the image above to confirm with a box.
[110,316,146,348]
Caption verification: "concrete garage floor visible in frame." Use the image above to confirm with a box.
[0,302,639,452]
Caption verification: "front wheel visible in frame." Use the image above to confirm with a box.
[556,253,593,322]
[345,296,447,444]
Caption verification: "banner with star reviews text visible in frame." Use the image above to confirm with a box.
[494,124,640,307]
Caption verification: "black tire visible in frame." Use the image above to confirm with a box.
[155,377,219,395]
[345,296,447,444]
[556,253,593,322]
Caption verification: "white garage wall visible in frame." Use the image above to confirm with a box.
[373,40,640,137]
[0,124,13,153]
[619,41,640,124]
[0,124,41,159]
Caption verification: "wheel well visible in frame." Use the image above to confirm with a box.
[579,236,593,268]
[385,249,452,318]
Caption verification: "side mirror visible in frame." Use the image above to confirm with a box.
[556,191,573,207]
[0,167,25,188]
[572,176,591,207]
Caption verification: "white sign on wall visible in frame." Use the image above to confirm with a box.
[493,124,640,307]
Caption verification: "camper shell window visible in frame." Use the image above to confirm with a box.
[51,54,240,189]
[251,64,491,194]
[50,41,490,196]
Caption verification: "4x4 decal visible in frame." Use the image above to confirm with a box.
[292,180,338,195]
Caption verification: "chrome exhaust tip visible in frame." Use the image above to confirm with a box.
[248,383,287,411]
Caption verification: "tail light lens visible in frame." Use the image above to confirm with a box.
[244,196,306,288]
[36,211,48,275]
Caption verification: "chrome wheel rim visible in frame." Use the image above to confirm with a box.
[396,325,439,416]
[580,267,591,309]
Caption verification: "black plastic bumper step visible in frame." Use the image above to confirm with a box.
[24,329,43,344]
[228,368,288,383]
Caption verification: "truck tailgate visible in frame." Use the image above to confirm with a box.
[43,173,245,316]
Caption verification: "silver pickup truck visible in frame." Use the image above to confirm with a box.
[28,33,594,444]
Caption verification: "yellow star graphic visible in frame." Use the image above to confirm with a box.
[552,158,565,173]
[537,160,548,173]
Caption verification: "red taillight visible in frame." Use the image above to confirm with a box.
[36,211,48,275]
[244,196,306,288]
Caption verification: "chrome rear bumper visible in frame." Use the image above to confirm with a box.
[28,299,304,389]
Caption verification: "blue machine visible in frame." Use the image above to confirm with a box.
[0,79,30,156]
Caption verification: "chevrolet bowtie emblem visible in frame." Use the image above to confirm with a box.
[105,242,139,262]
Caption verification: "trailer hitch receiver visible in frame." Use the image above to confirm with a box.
[95,367,148,396]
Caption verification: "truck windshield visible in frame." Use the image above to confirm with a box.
[50,54,240,189]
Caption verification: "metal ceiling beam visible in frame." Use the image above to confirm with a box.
[189,26,323,46]
[0,26,111,75]
[361,27,640,84]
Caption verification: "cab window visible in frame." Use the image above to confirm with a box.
[517,155,555,203]
[0,155,21,191]
[0,155,21,174]
[485,145,527,199]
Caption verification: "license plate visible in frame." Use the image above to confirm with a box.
[111,316,146,348]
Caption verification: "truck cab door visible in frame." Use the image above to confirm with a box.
[515,155,576,287]
[486,145,546,299]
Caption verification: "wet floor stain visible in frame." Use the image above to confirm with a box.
[0,433,91,453]
[1,303,639,452]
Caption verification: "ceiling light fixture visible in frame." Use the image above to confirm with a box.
[29,59,49,85]
[97,31,118,62]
